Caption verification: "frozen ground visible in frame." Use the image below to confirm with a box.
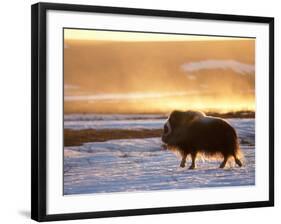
[64,114,166,130]
[64,116,255,195]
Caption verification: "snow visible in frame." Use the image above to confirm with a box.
[64,114,166,130]
[64,118,164,130]
[64,114,254,131]
[64,117,255,195]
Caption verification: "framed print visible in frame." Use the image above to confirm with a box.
[31,2,274,222]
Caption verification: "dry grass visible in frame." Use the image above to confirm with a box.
[64,128,162,146]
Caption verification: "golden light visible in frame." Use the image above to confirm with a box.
[64,29,255,114]
[64,29,250,42]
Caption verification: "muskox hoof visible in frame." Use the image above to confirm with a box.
[235,158,243,167]
[189,165,195,170]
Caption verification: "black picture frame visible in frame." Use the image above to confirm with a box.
[31,2,274,222]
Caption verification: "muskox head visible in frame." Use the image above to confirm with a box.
[162,110,205,145]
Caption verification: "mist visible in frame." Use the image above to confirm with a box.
[64,32,255,114]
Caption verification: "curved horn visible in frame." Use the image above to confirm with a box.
[163,120,172,136]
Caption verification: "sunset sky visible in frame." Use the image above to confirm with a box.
[64,29,255,114]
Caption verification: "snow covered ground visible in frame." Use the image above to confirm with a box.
[64,115,255,195]
[64,114,166,130]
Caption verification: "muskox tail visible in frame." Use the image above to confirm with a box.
[233,131,244,166]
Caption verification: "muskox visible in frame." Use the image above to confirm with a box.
[162,110,243,169]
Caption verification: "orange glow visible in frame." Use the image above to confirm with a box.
[64,29,255,114]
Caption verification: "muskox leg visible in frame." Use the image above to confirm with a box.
[189,152,197,169]
[219,156,228,168]
[234,155,243,167]
[180,153,187,168]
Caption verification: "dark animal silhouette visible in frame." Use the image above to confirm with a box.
[162,110,243,169]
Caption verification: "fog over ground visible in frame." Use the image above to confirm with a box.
[64,30,255,114]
